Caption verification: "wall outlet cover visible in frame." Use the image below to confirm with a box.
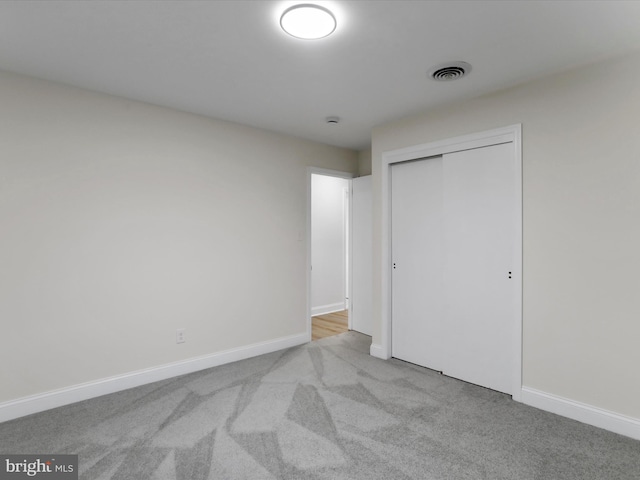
[176,329,186,344]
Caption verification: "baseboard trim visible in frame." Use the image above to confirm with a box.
[0,332,308,424]
[521,386,640,441]
[311,303,346,317]
[369,343,387,359]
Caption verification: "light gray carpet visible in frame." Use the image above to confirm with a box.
[1,332,639,479]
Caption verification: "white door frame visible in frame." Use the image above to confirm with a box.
[307,167,354,342]
[378,125,523,400]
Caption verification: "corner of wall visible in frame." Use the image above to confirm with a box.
[358,148,372,176]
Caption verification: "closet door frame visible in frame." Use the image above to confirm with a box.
[376,124,523,401]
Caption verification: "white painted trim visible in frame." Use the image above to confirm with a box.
[380,125,523,397]
[348,185,353,331]
[308,167,355,180]
[311,302,347,317]
[383,131,514,165]
[343,187,351,330]
[306,167,355,345]
[512,126,523,402]
[521,387,640,441]
[369,343,386,359]
[0,332,307,423]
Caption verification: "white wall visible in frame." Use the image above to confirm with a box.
[371,51,640,421]
[0,71,357,405]
[311,174,349,315]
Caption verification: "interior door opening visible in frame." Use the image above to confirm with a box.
[310,172,350,341]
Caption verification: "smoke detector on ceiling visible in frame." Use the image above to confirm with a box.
[326,116,340,124]
[428,61,472,81]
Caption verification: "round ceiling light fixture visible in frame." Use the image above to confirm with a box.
[280,4,337,40]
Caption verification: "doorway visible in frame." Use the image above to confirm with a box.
[312,310,348,341]
[309,170,352,341]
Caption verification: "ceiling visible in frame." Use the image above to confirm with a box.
[1,1,640,151]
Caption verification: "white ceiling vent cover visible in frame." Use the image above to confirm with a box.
[429,61,472,81]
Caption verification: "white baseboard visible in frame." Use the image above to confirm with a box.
[0,332,308,424]
[521,386,640,441]
[311,302,346,317]
[369,343,388,359]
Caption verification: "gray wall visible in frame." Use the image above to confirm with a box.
[358,148,372,176]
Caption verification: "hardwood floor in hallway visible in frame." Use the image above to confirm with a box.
[312,310,348,341]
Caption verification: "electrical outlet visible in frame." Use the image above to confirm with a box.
[176,328,186,344]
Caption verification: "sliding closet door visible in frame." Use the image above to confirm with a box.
[391,142,516,395]
[391,157,445,371]
[442,143,516,394]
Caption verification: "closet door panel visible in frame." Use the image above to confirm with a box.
[391,157,446,371]
[442,143,516,394]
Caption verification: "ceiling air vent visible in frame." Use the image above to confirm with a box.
[428,61,472,81]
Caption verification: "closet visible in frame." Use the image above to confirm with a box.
[391,142,516,394]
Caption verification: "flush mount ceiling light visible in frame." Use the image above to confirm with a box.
[280,4,337,40]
